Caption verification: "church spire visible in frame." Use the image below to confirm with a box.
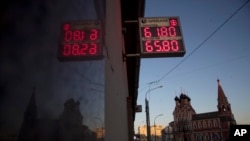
[217,79,226,100]
[217,79,231,113]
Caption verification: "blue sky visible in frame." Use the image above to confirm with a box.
[134,0,250,132]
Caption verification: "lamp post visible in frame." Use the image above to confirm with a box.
[145,85,163,141]
[154,114,163,141]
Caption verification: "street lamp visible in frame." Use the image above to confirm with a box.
[154,114,163,141]
[145,85,163,141]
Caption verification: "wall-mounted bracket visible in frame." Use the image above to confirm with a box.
[122,53,141,62]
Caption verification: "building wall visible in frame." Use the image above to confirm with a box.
[138,125,163,136]
[105,0,129,140]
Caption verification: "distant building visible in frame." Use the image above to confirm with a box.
[17,90,97,141]
[170,79,236,141]
[161,126,173,141]
[95,127,105,141]
[138,125,147,136]
[138,125,163,141]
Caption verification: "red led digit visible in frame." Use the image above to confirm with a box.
[72,44,80,55]
[157,28,161,37]
[145,41,153,52]
[81,31,85,40]
[144,27,152,38]
[80,44,88,55]
[63,44,71,56]
[160,27,168,36]
[90,29,98,40]
[64,31,72,42]
[154,40,162,52]
[89,44,97,54]
[73,30,82,41]
[156,27,168,37]
[170,19,178,26]
[169,27,176,36]
[162,41,170,51]
[63,24,70,30]
[171,40,179,51]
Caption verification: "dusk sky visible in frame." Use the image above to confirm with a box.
[135,0,250,131]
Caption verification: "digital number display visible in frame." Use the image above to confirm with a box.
[139,17,186,58]
[58,21,103,61]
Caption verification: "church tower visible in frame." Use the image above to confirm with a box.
[173,93,196,141]
[18,87,38,141]
[217,79,232,114]
[217,79,236,124]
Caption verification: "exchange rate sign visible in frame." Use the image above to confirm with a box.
[139,17,186,58]
[58,20,103,61]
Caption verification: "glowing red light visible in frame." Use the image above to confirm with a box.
[62,43,99,57]
[90,29,98,40]
[63,24,70,30]
[63,30,99,42]
[142,26,179,38]
[141,25,182,54]
[143,40,180,52]
[144,27,152,38]
[139,17,185,58]
[58,21,103,61]
[170,19,178,26]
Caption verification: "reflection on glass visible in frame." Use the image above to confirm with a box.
[0,0,105,141]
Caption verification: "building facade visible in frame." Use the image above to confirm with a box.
[171,80,236,141]
[138,125,163,141]
[162,126,174,141]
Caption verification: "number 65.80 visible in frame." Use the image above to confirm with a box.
[144,40,179,52]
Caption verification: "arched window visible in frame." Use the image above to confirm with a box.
[213,120,217,127]
[203,121,207,128]
[222,105,227,111]
[208,120,212,128]
[193,122,197,129]
[198,122,202,129]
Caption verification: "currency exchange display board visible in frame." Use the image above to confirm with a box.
[139,17,186,58]
[58,20,103,61]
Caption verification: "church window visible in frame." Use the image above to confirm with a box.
[203,121,207,128]
[193,122,197,129]
[213,120,217,127]
[223,106,226,111]
[208,120,212,128]
[198,121,202,129]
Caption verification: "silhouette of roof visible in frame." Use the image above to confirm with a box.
[192,111,219,120]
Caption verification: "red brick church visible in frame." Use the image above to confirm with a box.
[170,79,236,141]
